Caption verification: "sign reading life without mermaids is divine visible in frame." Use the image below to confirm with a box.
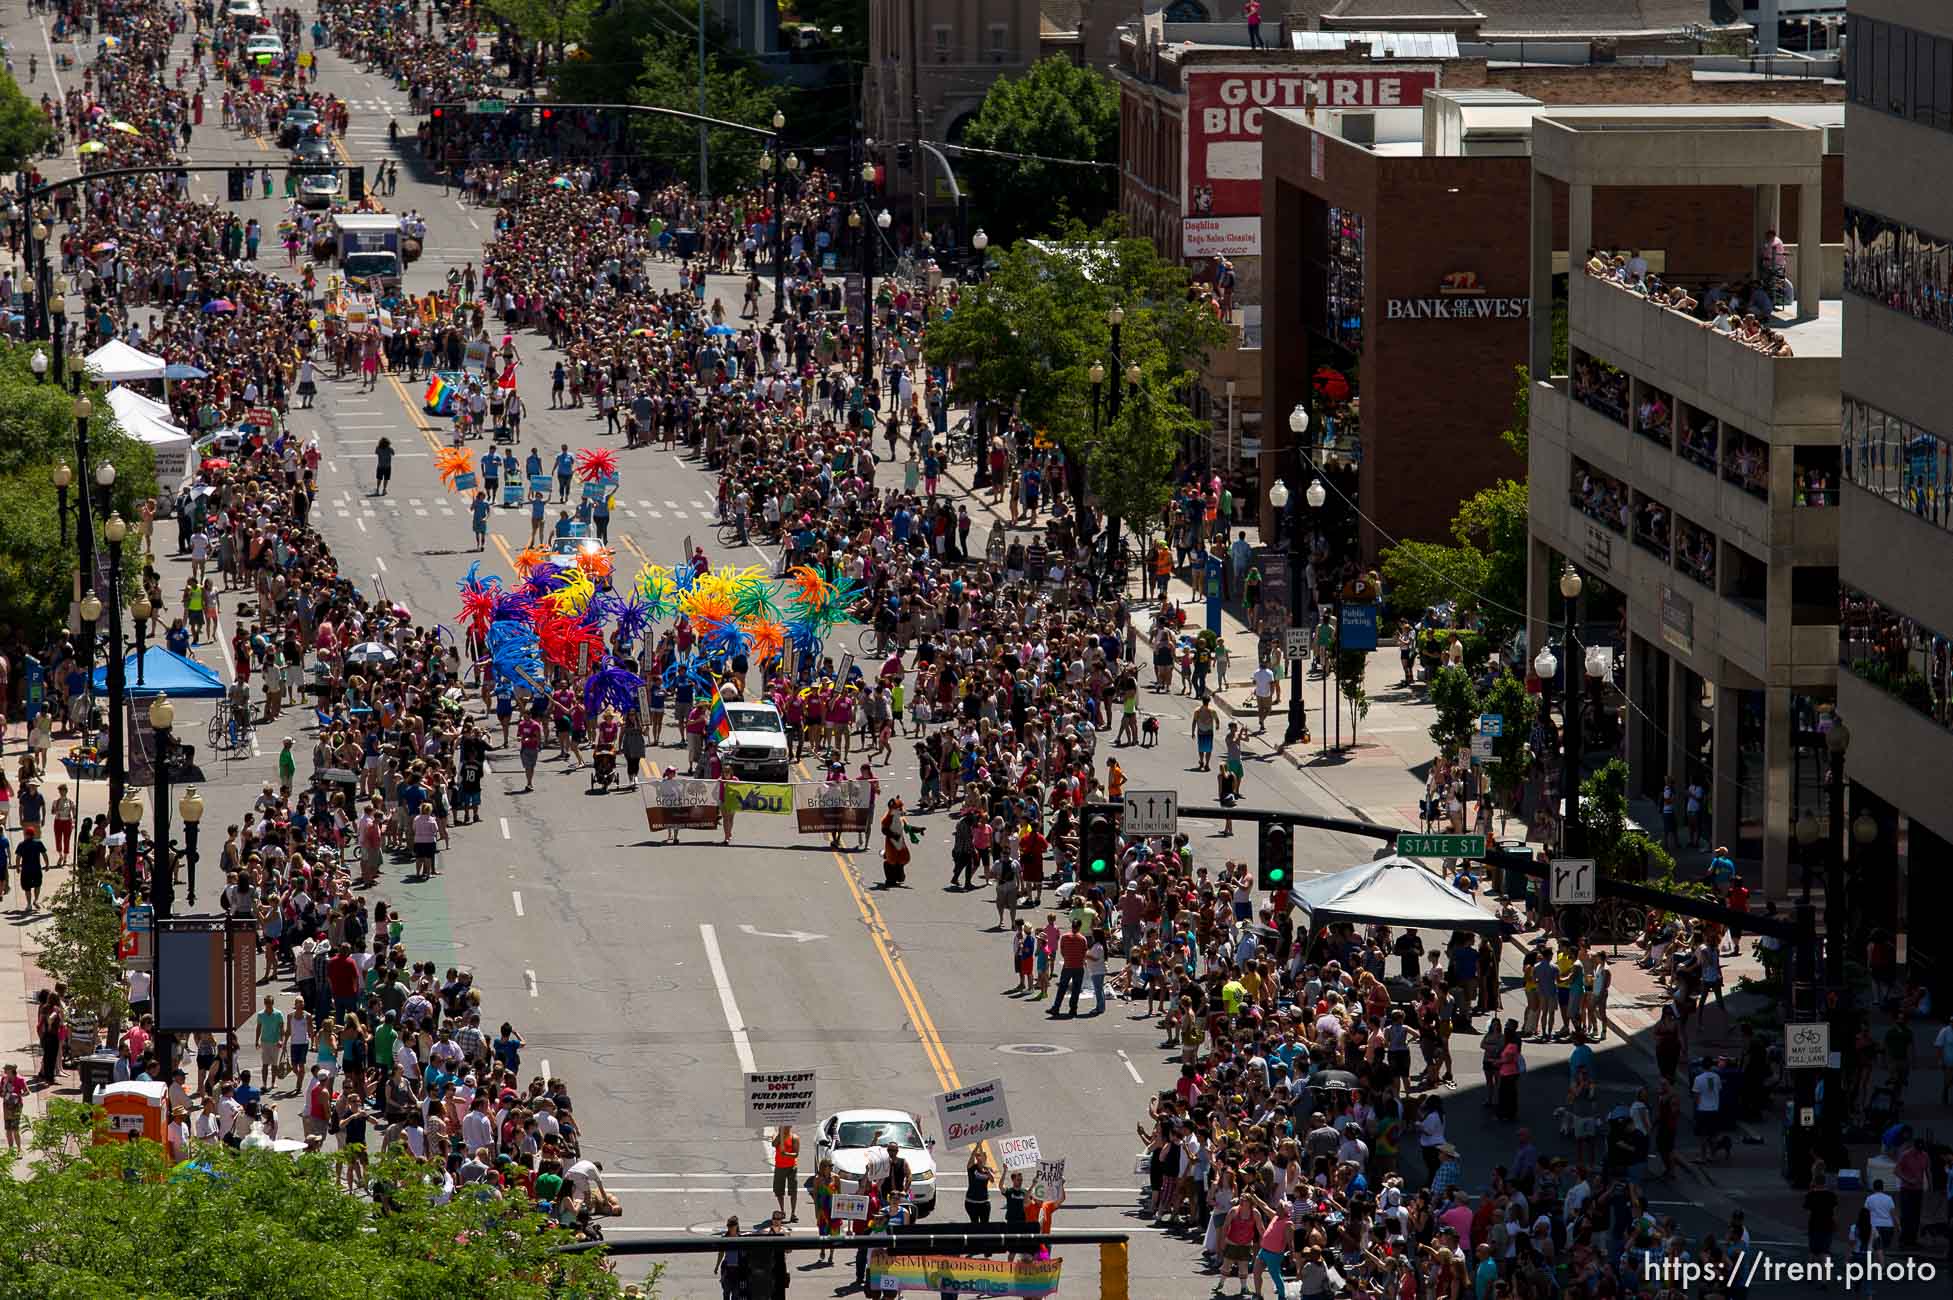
[933,1078,1012,1151]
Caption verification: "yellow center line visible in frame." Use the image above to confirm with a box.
[620,533,648,563]
[798,754,992,1167]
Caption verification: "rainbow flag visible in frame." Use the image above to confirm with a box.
[708,687,733,744]
[424,374,453,413]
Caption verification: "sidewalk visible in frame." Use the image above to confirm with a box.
[2,733,117,1134]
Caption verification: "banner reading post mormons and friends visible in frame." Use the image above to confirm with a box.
[867,1252,1061,1297]
[795,779,875,834]
[641,777,722,831]
[933,1078,1011,1150]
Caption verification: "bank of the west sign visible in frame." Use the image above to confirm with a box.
[1385,297,1532,320]
[1385,272,1530,321]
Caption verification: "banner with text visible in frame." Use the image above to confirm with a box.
[743,1069,818,1128]
[1184,67,1440,228]
[997,1134,1042,1172]
[933,1077,1011,1151]
[867,1253,1061,1297]
[794,780,876,835]
[641,777,722,831]
[724,782,794,816]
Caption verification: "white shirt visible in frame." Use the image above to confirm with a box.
[1251,667,1276,700]
[1692,1069,1722,1113]
[461,1110,495,1152]
[128,969,152,1004]
[1865,1190,1896,1228]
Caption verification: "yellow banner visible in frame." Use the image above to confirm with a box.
[723,782,793,815]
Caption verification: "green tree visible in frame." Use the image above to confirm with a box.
[1090,384,1188,539]
[0,349,158,636]
[1337,649,1370,744]
[0,1108,646,1298]
[0,73,54,173]
[1451,478,1529,637]
[627,32,784,196]
[1501,364,1530,460]
[481,0,599,64]
[36,864,129,1041]
[1481,671,1538,818]
[924,223,1228,461]
[1380,541,1489,628]
[960,56,1117,244]
[1426,665,1480,757]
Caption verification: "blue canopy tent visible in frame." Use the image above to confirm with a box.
[92,648,226,699]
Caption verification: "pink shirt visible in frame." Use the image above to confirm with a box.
[1259,1209,1290,1253]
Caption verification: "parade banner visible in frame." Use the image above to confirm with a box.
[640,777,721,831]
[743,1069,817,1128]
[724,782,793,815]
[867,1253,1062,1297]
[933,1078,1011,1150]
[794,780,875,835]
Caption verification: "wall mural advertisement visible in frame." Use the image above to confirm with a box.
[1182,66,1439,257]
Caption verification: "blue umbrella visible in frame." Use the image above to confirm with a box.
[704,323,736,337]
[164,362,209,380]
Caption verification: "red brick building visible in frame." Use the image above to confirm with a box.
[1256,78,1843,554]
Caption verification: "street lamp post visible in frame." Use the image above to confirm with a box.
[104,511,129,892]
[149,695,177,929]
[52,461,72,545]
[30,217,49,345]
[131,593,153,686]
[52,273,70,384]
[31,346,48,385]
[1536,564,1585,856]
[762,111,796,325]
[1789,809,1823,1187]
[180,786,205,909]
[1817,718,1857,1172]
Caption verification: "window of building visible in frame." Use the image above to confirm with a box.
[1841,585,1953,728]
[987,23,1009,58]
[1722,544,1768,619]
[1326,207,1364,352]
[1675,515,1716,590]
[1677,402,1719,476]
[1792,445,1840,507]
[1844,206,1953,333]
[1633,491,1672,563]
[1571,351,1629,426]
[1721,427,1770,500]
[932,25,950,59]
[1791,566,1838,625]
[1843,395,1953,529]
[1633,382,1675,450]
[1570,456,1630,536]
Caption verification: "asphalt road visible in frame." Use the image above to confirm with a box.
[6,9,1780,1294]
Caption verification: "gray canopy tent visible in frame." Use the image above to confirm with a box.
[1289,855,1505,936]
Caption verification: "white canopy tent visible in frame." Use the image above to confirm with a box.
[105,386,193,484]
[1289,855,1504,935]
[85,338,168,382]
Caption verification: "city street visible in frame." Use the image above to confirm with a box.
[0,8,1885,1297]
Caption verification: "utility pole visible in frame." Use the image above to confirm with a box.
[908,0,924,246]
[697,0,709,197]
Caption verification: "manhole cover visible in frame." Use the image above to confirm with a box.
[997,1043,1074,1057]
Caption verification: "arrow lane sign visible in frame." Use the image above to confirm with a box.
[738,924,828,943]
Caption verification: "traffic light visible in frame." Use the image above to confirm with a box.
[1081,803,1120,888]
[347,165,366,201]
[430,105,444,120]
[226,166,246,202]
[1257,821,1293,891]
[540,106,554,121]
[896,141,914,169]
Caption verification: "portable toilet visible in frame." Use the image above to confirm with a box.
[95,1080,171,1158]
